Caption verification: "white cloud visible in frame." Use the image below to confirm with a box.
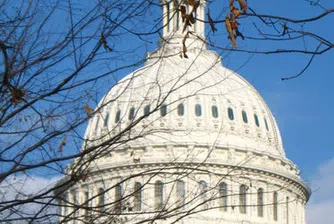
[0,175,61,223]
[306,158,334,224]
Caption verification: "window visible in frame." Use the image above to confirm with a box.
[84,190,91,219]
[115,110,121,123]
[144,105,150,117]
[95,116,100,132]
[257,188,264,217]
[219,182,228,211]
[166,2,170,32]
[199,180,208,208]
[134,182,142,211]
[104,113,109,127]
[175,1,180,29]
[98,188,105,211]
[273,192,278,221]
[239,184,247,214]
[286,196,289,224]
[155,181,163,210]
[72,190,78,224]
[242,110,248,123]
[63,193,69,216]
[115,184,122,214]
[212,105,218,118]
[228,107,234,120]
[129,107,135,120]
[195,104,202,117]
[264,117,269,131]
[160,104,167,117]
[176,180,185,208]
[254,114,260,127]
[177,103,184,116]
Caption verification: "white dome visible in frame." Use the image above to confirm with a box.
[87,48,285,159]
[58,2,310,223]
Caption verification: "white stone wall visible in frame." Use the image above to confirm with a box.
[60,164,307,224]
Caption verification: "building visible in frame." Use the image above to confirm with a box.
[56,1,310,223]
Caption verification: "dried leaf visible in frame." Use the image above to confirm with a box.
[101,33,112,52]
[190,0,200,14]
[225,15,233,35]
[58,136,66,152]
[180,5,187,22]
[230,14,239,30]
[237,0,248,13]
[10,87,26,106]
[182,32,189,58]
[84,103,93,118]
[230,4,242,18]
[225,15,237,47]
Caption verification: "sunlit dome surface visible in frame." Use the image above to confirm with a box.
[87,48,285,159]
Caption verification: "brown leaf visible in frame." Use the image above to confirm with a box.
[230,4,242,18]
[100,33,112,52]
[237,0,248,13]
[225,15,233,35]
[190,0,200,14]
[180,5,187,22]
[225,15,237,48]
[58,136,66,152]
[84,103,93,118]
[10,87,26,106]
[182,32,189,58]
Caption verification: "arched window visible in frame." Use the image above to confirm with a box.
[98,188,105,211]
[155,181,163,210]
[286,196,289,224]
[72,189,78,223]
[195,104,202,117]
[239,184,247,214]
[160,104,167,117]
[257,188,264,217]
[166,2,170,32]
[115,110,121,123]
[177,103,184,116]
[212,105,218,118]
[95,116,100,132]
[228,107,234,120]
[219,182,228,211]
[254,114,260,127]
[242,110,248,123]
[174,1,180,29]
[134,182,142,211]
[84,190,91,219]
[115,184,122,214]
[176,180,185,208]
[104,113,109,127]
[62,193,69,216]
[273,192,278,221]
[129,107,135,120]
[199,180,208,208]
[144,105,150,117]
[264,117,269,131]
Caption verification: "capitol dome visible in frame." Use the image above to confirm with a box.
[56,1,310,223]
